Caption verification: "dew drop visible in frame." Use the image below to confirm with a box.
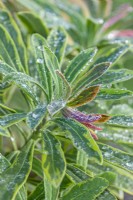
[36,58,44,64]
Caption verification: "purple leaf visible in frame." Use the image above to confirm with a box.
[63,108,101,123]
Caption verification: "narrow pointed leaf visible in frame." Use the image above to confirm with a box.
[48,27,67,63]
[65,48,97,83]
[28,181,45,200]
[3,72,46,103]
[56,70,72,100]
[32,157,43,177]
[66,164,90,183]
[44,176,59,200]
[91,69,133,86]
[6,151,19,164]
[94,45,129,67]
[43,46,60,98]
[88,161,133,195]
[96,127,133,144]
[0,140,34,200]
[4,72,47,94]
[42,130,66,187]
[27,103,47,129]
[97,172,116,185]
[99,143,133,172]
[61,177,109,200]
[68,86,99,107]
[0,25,23,71]
[97,190,117,200]
[0,153,10,173]
[0,113,26,128]
[0,153,27,200]
[0,10,28,71]
[32,34,52,101]
[18,11,48,37]
[96,88,133,100]
[15,186,27,200]
[107,115,133,128]
[72,62,110,95]
[76,150,89,170]
[0,61,16,75]
[54,118,103,164]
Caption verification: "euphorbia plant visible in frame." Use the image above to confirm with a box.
[0,4,133,200]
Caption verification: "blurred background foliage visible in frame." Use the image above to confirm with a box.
[0,0,133,199]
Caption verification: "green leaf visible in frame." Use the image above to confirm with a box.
[56,70,72,100]
[42,130,66,187]
[0,126,10,137]
[67,86,99,107]
[91,69,133,86]
[4,72,45,103]
[96,190,117,200]
[0,113,26,128]
[94,45,129,67]
[43,46,70,101]
[98,143,133,172]
[0,154,27,200]
[15,186,27,200]
[88,161,133,195]
[18,11,48,37]
[28,181,45,200]
[0,140,34,200]
[76,150,88,170]
[65,48,97,83]
[43,46,60,98]
[0,61,16,75]
[32,34,52,101]
[32,157,43,177]
[4,72,47,93]
[48,27,67,64]
[72,62,110,95]
[86,18,97,47]
[0,153,10,174]
[96,127,133,144]
[107,115,133,128]
[96,88,133,100]
[44,176,59,200]
[27,103,47,129]
[0,10,28,72]
[61,177,109,200]
[54,118,103,164]
[97,172,116,185]
[0,25,24,71]
[6,151,19,164]
[66,164,90,183]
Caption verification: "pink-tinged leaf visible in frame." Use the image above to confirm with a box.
[63,108,101,123]
[103,4,132,30]
[67,86,100,107]
[113,30,133,38]
[82,122,102,131]
[90,130,98,140]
